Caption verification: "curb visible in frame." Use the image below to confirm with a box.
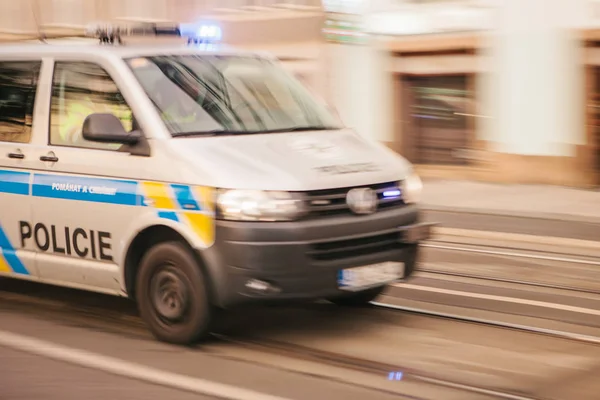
[432,227,600,250]
[422,205,600,225]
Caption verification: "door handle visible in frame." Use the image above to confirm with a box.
[40,155,59,162]
[7,152,24,159]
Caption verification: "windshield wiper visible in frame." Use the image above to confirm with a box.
[173,126,340,138]
[172,130,259,138]
[265,126,335,133]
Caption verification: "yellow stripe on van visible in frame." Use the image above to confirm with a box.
[0,252,12,273]
[143,182,216,247]
[141,181,178,210]
[182,212,215,246]
[195,186,215,213]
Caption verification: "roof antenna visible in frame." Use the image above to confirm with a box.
[29,0,46,43]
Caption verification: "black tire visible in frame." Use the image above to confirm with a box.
[136,241,212,345]
[327,286,386,307]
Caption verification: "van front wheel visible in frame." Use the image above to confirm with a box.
[136,241,212,345]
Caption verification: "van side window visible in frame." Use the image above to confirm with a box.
[0,61,41,144]
[50,62,133,150]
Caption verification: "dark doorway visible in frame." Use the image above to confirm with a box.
[403,75,473,165]
[591,67,600,174]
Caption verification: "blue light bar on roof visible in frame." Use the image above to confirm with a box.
[179,22,222,44]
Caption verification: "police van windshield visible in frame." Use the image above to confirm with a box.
[126,55,343,136]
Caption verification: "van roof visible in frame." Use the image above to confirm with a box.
[0,42,265,59]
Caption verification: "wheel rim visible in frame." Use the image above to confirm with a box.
[150,266,190,323]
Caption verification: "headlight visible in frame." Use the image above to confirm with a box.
[216,189,306,221]
[401,171,422,204]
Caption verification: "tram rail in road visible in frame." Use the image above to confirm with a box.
[0,227,599,400]
[419,243,600,295]
[373,301,600,345]
[0,293,543,400]
[0,278,597,400]
[423,243,600,266]
[421,227,600,294]
[212,330,539,400]
[428,227,600,253]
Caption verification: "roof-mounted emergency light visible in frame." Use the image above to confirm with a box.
[83,21,222,46]
[179,22,222,45]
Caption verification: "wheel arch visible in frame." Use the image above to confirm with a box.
[122,224,214,302]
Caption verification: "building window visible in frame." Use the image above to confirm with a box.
[0,61,41,144]
[405,75,473,165]
[50,61,133,150]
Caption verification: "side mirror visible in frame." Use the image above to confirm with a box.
[82,113,141,144]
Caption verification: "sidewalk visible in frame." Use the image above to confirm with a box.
[420,179,600,240]
[422,179,600,223]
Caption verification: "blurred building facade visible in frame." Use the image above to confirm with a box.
[362,0,597,188]
[328,0,600,187]
[5,0,600,187]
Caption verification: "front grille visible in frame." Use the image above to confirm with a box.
[303,181,405,218]
[307,230,402,261]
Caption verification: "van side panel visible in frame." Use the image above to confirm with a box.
[29,169,216,295]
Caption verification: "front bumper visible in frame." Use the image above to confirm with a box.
[200,204,435,308]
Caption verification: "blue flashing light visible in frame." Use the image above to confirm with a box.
[179,22,222,45]
[388,371,403,381]
[383,189,401,198]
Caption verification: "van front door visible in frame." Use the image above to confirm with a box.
[31,60,148,294]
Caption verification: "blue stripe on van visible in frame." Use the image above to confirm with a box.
[32,173,140,206]
[0,169,30,196]
[170,184,202,211]
[0,170,208,216]
[157,211,180,222]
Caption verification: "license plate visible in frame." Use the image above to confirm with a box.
[338,262,405,291]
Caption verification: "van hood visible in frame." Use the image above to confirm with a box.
[167,129,412,191]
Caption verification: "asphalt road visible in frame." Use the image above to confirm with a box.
[0,346,221,400]
[1,234,600,399]
[423,209,600,241]
[0,304,490,400]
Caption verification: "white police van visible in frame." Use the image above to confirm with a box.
[0,22,433,344]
